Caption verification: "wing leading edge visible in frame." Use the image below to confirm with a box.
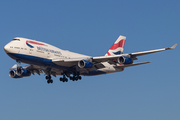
[130,43,177,57]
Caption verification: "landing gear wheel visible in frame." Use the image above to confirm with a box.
[50,80,53,83]
[59,72,69,83]
[70,74,82,81]
[46,75,53,84]
[46,75,51,80]
[60,77,68,82]
[47,79,53,84]
[47,80,50,84]
[78,76,82,80]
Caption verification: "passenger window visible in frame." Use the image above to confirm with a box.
[14,47,20,49]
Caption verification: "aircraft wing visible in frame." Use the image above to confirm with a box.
[52,58,106,69]
[51,44,177,70]
[93,43,177,62]
[129,43,177,57]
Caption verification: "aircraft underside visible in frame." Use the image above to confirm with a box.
[7,52,108,83]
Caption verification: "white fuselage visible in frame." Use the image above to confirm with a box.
[4,37,123,76]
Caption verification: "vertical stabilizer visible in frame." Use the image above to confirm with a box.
[105,35,126,56]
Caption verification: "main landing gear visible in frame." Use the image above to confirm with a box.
[59,72,82,83]
[69,72,82,81]
[46,75,53,84]
[46,72,82,84]
[59,74,68,82]
[69,73,82,81]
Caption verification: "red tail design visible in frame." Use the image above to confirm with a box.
[110,39,125,50]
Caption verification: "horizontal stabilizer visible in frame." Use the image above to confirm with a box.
[115,61,151,68]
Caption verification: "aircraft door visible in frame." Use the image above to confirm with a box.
[29,48,34,54]
[47,51,51,58]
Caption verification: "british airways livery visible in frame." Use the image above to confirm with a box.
[4,35,177,84]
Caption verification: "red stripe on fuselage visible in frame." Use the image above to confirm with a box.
[26,40,44,45]
[110,39,125,50]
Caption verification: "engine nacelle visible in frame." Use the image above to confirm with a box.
[9,68,31,78]
[78,60,93,68]
[9,70,22,78]
[118,56,133,64]
[17,68,31,77]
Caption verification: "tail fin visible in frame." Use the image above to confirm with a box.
[105,35,126,56]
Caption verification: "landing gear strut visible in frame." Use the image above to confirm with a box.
[46,75,53,84]
[16,59,22,72]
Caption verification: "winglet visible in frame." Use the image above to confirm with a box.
[170,43,177,49]
[165,43,177,50]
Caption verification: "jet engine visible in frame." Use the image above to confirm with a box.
[118,56,133,64]
[9,70,22,78]
[78,60,93,68]
[9,68,31,78]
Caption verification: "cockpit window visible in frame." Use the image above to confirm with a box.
[12,39,20,41]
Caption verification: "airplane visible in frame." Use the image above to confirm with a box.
[4,35,177,84]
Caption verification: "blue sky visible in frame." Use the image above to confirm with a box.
[0,0,180,120]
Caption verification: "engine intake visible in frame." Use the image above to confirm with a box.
[118,56,133,64]
[9,70,22,78]
[78,60,93,68]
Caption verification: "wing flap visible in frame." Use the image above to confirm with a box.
[25,65,43,75]
[94,63,105,69]
[115,61,151,68]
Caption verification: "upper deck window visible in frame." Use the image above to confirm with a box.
[12,39,20,41]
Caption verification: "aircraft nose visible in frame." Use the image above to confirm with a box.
[4,44,10,53]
